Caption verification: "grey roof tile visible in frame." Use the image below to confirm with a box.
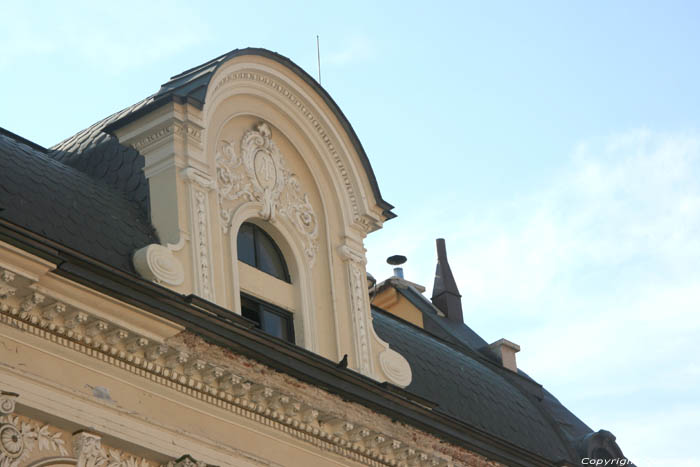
[372,308,574,463]
[0,130,158,273]
[49,96,155,215]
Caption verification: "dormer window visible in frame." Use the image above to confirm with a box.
[237,222,290,283]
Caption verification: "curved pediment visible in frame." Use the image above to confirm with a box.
[106,48,394,232]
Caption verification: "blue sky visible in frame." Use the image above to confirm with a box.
[2,1,699,465]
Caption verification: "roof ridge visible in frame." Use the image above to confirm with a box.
[49,94,155,152]
[0,127,47,153]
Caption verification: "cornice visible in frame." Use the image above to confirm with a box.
[0,267,452,467]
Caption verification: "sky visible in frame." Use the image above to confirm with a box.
[1,1,699,465]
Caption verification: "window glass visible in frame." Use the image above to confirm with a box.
[240,296,260,325]
[255,228,289,281]
[236,222,290,282]
[259,309,287,340]
[240,293,294,343]
[237,223,256,267]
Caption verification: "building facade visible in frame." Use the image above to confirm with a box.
[0,48,631,466]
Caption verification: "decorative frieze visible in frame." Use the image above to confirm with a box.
[128,121,203,153]
[0,393,68,467]
[216,122,319,267]
[74,431,154,467]
[0,288,450,467]
[0,392,212,467]
[0,270,15,299]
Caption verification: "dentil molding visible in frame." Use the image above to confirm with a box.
[0,267,450,467]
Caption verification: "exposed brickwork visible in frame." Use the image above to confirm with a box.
[168,331,505,467]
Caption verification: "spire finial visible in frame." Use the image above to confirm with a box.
[431,238,463,322]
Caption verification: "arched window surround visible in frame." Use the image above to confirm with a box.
[227,202,317,351]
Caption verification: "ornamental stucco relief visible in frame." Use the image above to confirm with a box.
[0,394,68,467]
[210,70,380,233]
[216,122,319,266]
[0,280,448,467]
[0,392,212,467]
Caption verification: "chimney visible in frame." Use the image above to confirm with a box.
[431,239,463,322]
[488,339,520,372]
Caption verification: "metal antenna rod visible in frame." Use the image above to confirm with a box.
[316,35,322,85]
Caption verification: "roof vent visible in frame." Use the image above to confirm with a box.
[387,255,407,279]
[488,338,520,372]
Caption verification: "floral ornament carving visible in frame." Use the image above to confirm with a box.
[0,415,68,467]
[338,246,372,376]
[216,122,319,266]
[74,432,153,467]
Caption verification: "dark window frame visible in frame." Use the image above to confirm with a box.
[240,292,295,344]
[237,222,291,283]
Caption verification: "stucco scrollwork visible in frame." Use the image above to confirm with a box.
[217,122,319,266]
[0,412,68,467]
[211,71,385,233]
[73,432,153,467]
[378,349,412,388]
[0,270,16,300]
[132,245,184,286]
[0,393,16,416]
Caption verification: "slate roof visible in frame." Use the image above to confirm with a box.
[0,128,158,273]
[372,280,615,464]
[50,97,155,215]
[372,308,577,463]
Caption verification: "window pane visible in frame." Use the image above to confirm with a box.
[259,308,293,342]
[259,310,285,339]
[237,223,255,267]
[240,294,294,344]
[240,296,260,327]
[255,228,289,281]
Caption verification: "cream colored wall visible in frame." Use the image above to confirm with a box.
[372,288,424,329]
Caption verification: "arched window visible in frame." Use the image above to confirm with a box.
[237,222,290,282]
[236,222,295,343]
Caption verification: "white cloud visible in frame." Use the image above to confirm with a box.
[366,129,700,464]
